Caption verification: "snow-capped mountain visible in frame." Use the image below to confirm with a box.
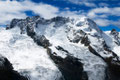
[0,16,120,80]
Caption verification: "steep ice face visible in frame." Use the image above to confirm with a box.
[75,17,102,33]
[0,27,61,80]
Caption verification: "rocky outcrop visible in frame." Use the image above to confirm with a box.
[26,24,36,38]
[110,29,120,45]
[0,56,28,80]
[33,35,51,48]
[51,16,69,27]
[56,46,69,54]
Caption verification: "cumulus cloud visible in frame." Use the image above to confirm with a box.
[0,0,120,29]
[0,0,87,25]
[0,0,59,25]
[63,0,120,28]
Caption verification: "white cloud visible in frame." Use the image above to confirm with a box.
[0,0,120,29]
[30,3,59,19]
[64,0,120,28]
[83,2,96,7]
[0,0,87,25]
[98,3,109,7]
[59,10,85,18]
[66,0,96,7]
[88,7,120,18]
[94,19,111,26]
[91,18,120,27]
[0,0,59,25]
[87,7,120,27]
[112,20,120,27]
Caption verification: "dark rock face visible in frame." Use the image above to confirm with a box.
[88,46,104,60]
[33,35,51,48]
[47,48,88,80]
[81,36,90,46]
[0,56,28,80]
[105,58,120,80]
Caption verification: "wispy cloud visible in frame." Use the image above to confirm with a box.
[66,0,97,7]
[87,7,120,27]
[88,7,120,17]
[98,3,109,7]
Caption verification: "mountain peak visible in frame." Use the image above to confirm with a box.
[1,15,120,80]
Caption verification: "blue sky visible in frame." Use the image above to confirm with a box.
[0,0,120,31]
